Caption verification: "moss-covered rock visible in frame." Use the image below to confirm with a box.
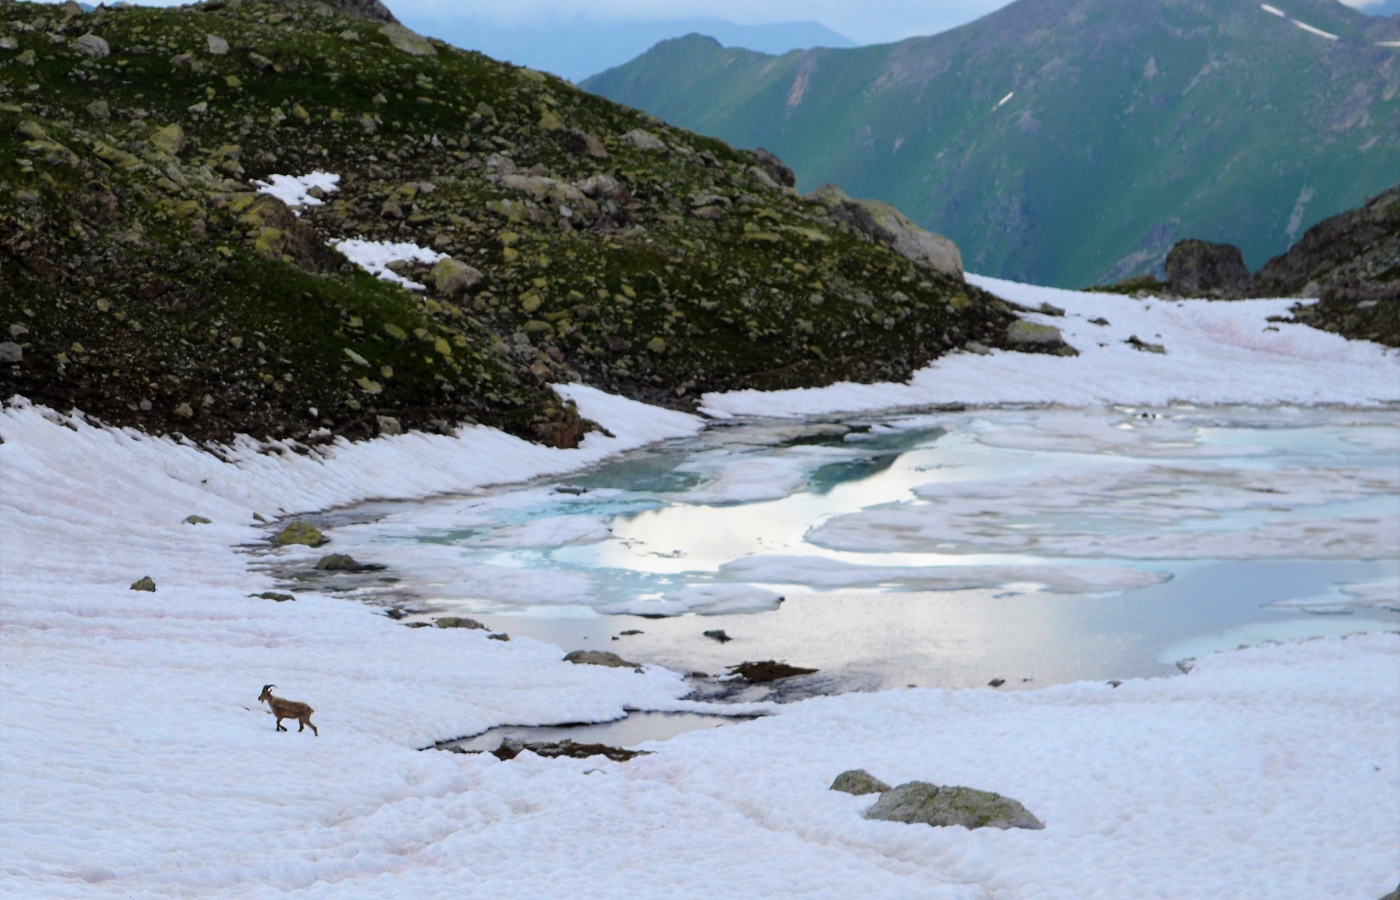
[830,769,891,796]
[275,521,325,546]
[130,576,156,592]
[864,782,1044,830]
[435,616,486,629]
[563,649,638,668]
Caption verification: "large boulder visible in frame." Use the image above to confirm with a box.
[807,184,963,280]
[1164,239,1253,296]
[864,782,1044,830]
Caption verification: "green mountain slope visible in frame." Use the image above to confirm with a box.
[0,0,1022,444]
[584,0,1400,288]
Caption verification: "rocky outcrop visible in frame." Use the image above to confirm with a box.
[864,782,1044,830]
[130,576,156,592]
[806,184,963,280]
[326,0,399,23]
[1258,185,1400,347]
[830,769,891,796]
[752,148,795,188]
[1254,185,1400,298]
[1164,240,1253,297]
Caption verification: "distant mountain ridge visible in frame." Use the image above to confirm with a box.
[585,0,1400,288]
[400,16,856,83]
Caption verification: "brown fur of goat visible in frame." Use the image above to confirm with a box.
[258,684,318,735]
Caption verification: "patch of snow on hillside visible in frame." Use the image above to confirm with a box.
[1292,19,1340,39]
[334,238,447,289]
[1261,3,1286,16]
[700,276,1399,416]
[252,171,340,212]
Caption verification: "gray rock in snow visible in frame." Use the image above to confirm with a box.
[830,769,891,796]
[865,782,1044,830]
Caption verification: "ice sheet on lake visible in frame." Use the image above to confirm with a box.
[720,555,1171,593]
[701,275,1400,416]
[1265,575,1400,614]
[674,452,828,505]
[602,583,785,617]
[809,460,1400,559]
[475,514,612,548]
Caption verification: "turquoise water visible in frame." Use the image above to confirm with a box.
[276,407,1400,695]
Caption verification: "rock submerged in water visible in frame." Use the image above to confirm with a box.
[864,782,1044,830]
[1165,239,1253,297]
[564,650,638,668]
[830,769,891,796]
[275,522,326,547]
[492,738,644,762]
[728,660,817,683]
[314,553,385,572]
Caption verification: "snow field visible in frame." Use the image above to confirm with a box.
[701,276,1400,417]
[4,277,1400,897]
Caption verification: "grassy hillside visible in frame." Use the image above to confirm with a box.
[585,0,1400,288]
[0,0,1021,444]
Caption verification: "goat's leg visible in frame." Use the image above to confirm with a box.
[307,718,318,737]
[276,717,287,732]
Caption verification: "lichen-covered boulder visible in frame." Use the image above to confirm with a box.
[864,782,1044,830]
[430,258,483,297]
[830,769,891,796]
[1165,239,1253,297]
[275,521,326,547]
[807,183,963,280]
[563,650,638,668]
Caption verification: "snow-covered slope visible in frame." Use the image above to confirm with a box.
[3,287,1399,898]
[702,277,1400,417]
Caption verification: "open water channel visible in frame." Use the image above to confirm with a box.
[261,405,1400,747]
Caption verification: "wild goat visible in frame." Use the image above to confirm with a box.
[257,684,318,736]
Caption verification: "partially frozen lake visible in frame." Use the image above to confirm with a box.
[269,406,1399,695]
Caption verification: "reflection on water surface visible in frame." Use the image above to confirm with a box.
[264,407,1400,694]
